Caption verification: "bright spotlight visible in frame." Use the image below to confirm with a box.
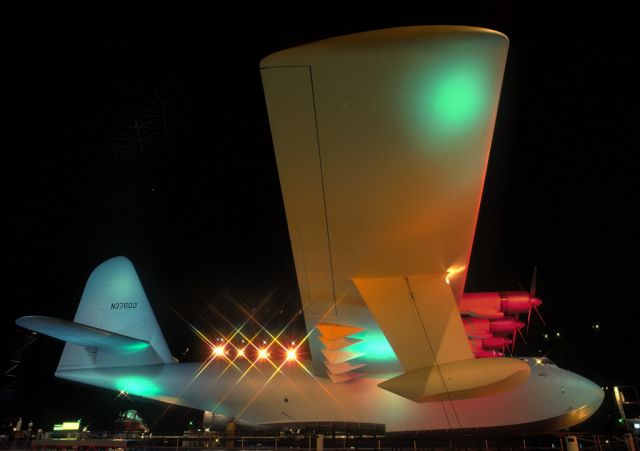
[257,348,269,360]
[445,265,466,285]
[213,346,225,357]
[286,349,297,361]
[237,348,245,357]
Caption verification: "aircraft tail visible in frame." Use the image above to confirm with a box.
[17,257,175,372]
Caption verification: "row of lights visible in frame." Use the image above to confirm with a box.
[211,340,299,362]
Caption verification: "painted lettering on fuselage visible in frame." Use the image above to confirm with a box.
[110,302,138,310]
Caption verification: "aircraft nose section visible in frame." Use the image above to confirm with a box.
[564,371,605,425]
[583,378,605,410]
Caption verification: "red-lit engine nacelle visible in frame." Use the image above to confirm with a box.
[475,350,504,358]
[500,291,542,314]
[482,336,512,350]
[459,292,542,319]
[491,317,525,335]
[463,316,525,337]
[470,336,512,352]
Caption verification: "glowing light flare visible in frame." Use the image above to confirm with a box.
[212,345,226,357]
[286,348,297,361]
[233,324,330,422]
[213,344,297,414]
[115,376,161,396]
[213,317,319,416]
[216,296,341,420]
[445,265,466,285]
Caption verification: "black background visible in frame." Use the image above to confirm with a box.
[2,2,638,433]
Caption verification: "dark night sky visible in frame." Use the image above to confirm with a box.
[3,3,638,432]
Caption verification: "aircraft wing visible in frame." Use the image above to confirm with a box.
[260,27,510,381]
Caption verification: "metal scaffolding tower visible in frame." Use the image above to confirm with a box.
[85,76,190,172]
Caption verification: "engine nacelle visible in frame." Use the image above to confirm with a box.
[460,291,542,318]
[469,336,511,352]
[459,292,502,318]
[491,316,525,335]
[500,291,542,314]
[482,336,512,349]
[475,350,504,358]
[463,316,524,338]
[463,317,492,338]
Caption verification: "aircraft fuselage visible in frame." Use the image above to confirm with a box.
[55,356,603,433]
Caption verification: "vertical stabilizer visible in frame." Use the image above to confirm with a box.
[57,257,173,371]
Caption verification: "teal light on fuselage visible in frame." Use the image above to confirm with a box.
[121,342,150,352]
[349,330,397,362]
[115,376,160,396]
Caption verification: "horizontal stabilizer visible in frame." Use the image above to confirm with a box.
[16,316,151,353]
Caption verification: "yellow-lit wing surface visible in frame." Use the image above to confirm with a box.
[261,26,527,400]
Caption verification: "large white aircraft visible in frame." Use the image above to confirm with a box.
[17,26,604,433]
